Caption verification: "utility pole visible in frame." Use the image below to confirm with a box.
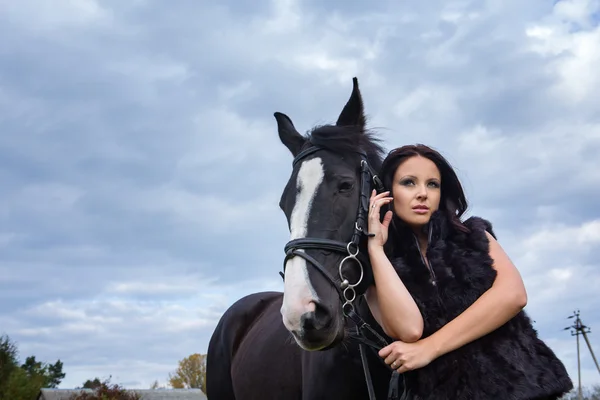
[565,310,600,400]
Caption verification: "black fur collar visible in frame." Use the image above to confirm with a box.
[386,210,450,261]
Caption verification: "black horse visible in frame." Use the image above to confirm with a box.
[206,78,399,400]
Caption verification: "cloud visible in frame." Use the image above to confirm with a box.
[2,0,111,32]
[1,0,599,391]
[509,218,600,324]
[2,275,283,388]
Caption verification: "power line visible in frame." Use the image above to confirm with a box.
[564,310,600,400]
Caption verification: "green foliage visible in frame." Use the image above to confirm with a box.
[0,334,19,396]
[46,358,66,387]
[21,355,66,388]
[68,377,141,400]
[168,353,207,393]
[2,367,46,400]
[80,377,104,389]
[0,333,66,400]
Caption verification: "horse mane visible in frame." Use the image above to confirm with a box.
[305,124,386,172]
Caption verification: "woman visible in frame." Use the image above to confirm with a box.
[364,144,573,400]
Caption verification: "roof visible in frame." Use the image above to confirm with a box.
[38,388,207,400]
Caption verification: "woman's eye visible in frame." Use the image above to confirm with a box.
[400,179,414,186]
[428,181,440,188]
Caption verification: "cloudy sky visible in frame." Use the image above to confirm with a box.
[1,0,599,392]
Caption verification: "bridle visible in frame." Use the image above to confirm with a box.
[279,145,402,400]
[280,145,380,314]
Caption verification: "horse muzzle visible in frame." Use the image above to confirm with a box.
[286,307,344,351]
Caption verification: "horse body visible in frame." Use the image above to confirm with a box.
[207,292,301,400]
[207,291,392,400]
[206,78,397,399]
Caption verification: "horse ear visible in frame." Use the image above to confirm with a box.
[336,77,366,131]
[274,112,306,156]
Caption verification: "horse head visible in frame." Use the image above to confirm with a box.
[274,78,386,351]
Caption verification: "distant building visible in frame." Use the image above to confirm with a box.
[37,388,207,400]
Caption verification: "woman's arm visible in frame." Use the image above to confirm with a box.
[425,231,527,358]
[365,244,424,343]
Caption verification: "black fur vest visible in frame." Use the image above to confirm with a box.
[388,211,573,400]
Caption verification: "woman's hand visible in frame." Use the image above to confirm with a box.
[368,189,394,248]
[379,338,437,374]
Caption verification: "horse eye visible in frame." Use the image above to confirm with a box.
[338,181,354,193]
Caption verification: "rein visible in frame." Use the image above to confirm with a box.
[279,145,401,400]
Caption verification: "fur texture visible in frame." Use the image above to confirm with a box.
[389,211,573,400]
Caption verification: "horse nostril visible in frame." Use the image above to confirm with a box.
[313,301,328,324]
[301,302,330,331]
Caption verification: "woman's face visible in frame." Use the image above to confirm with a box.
[391,155,442,230]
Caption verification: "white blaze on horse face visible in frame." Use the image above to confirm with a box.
[281,157,324,333]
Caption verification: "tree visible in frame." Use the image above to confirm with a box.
[80,377,104,389]
[168,353,207,393]
[0,333,67,399]
[46,359,66,388]
[2,367,46,400]
[68,377,140,400]
[0,334,19,396]
[21,356,65,388]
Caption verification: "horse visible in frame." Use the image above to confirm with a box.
[206,78,401,400]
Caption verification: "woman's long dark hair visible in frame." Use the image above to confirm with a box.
[379,144,469,254]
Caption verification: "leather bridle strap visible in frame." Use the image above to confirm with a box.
[346,308,390,352]
[292,146,323,167]
[285,238,349,254]
[282,248,344,302]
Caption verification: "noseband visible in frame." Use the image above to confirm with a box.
[279,145,384,315]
